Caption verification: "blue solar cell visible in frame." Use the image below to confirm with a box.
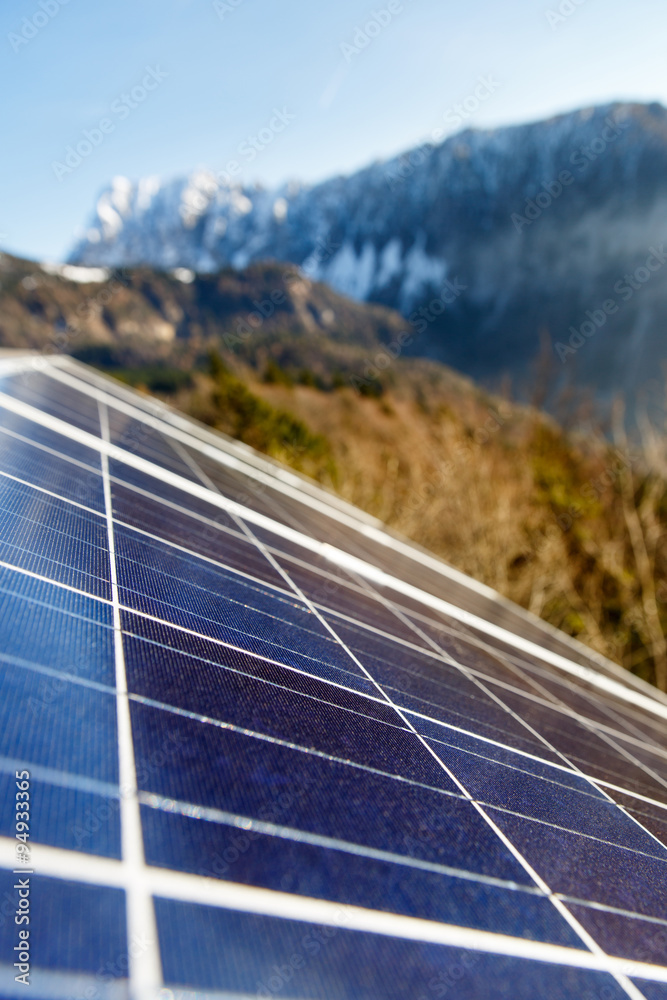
[0,406,102,468]
[0,663,118,783]
[131,700,531,883]
[0,430,105,510]
[121,610,401,725]
[328,617,563,761]
[282,560,436,649]
[0,372,101,435]
[154,900,629,999]
[635,982,667,999]
[415,720,604,795]
[124,634,461,791]
[495,686,667,802]
[111,479,286,587]
[0,872,126,976]
[403,618,542,693]
[404,688,562,763]
[0,476,111,599]
[115,526,377,693]
[0,574,114,685]
[425,740,667,856]
[566,903,667,965]
[486,808,667,919]
[609,790,667,849]
[0,772,121,858]
[110,458,236,526]
[141,804,583,947]
[108,408,199,481]
[0,562,112,626]
[581,693,667,754]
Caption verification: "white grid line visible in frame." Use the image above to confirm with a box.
[1,837,665,987]
[137,791,542,895]
[10,646,658,857]
[9,460,661,776]
[134,763,667,867]
[5,480,662,782]
[352,585,585,771]
[129,691,462,799]
[99,401,162,999]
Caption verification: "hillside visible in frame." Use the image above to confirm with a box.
[170,355,667,692]
[1,251,666,689]
[0,252,407,378]
[69,101,667,413]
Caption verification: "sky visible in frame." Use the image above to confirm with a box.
[1,0,666,262]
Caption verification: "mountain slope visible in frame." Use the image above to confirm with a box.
[0,252,410,384]
[69,101,667,409]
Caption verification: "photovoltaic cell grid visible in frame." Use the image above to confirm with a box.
[0,356,666,1000]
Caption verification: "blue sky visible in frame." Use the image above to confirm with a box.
[1,0,666,261]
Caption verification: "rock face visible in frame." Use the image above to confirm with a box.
[69,102,667,407]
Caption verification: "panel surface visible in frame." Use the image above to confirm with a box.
[1,356,666,1000]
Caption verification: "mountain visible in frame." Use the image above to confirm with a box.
[69,101,667,412]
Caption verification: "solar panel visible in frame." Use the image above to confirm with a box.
[1,352,667,999]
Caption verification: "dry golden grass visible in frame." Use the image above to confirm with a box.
[170,359,667,689]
